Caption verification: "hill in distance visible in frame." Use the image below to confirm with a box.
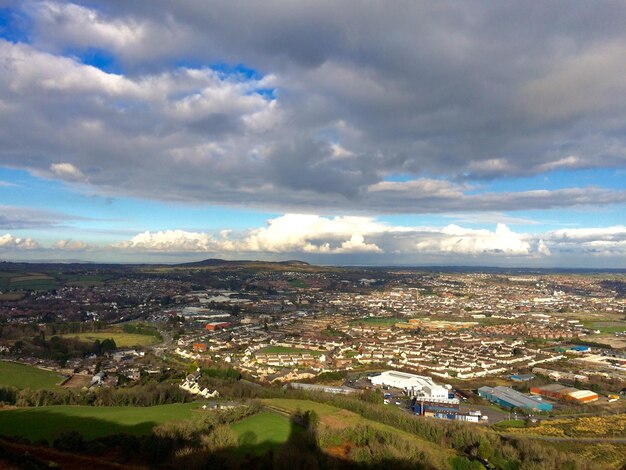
[175,258,311,268]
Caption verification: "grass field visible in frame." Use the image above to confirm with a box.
[0,361,64,389]
[493,419,526,429]
[262,398,444,443]
[0,403,201,441]
[59,331,159,348]
[288,279,308,288]
[0,272,59,291]
[582,321,626,334]
[230,412,294,455]
[257,346,323,356]
[62,274,108,287]
[0,271,111,291]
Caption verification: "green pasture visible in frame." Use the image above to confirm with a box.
[0,403,200,441]
[0,361,64,389]
[230,411,294,455]
[582,321,626,334]
[59,331,159,348]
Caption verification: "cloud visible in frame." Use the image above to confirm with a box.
[0,205,86,230]
[49,162,86,182]
[0,233,39,249]
[414,224,532,255]
[1,214,626,266]
[541,226,626,256]
[537,239,551,256]
[114,215,385,254]
[0,1,622,213]
[53,239,90,250]
[105,217,626,264]
[111,215,536,257]
[115,230,219,252]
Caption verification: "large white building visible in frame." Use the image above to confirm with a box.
[370,370,454,402]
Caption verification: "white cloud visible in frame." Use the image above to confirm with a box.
[114,215,385,254]
[49,162,86,182]
[239,214,389,253]
[115,230,220,252]
[546,225,626,241]
[415,224,532,255]
[53,239,89,250]
[0,234,39,249]
[29,1,150,55]
[107,216,626,260]
[542,225,626,256]
[111,215,536,257]
[2,215,626,265]
[537,239,551,256]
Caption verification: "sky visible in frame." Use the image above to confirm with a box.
[0,1,625,267]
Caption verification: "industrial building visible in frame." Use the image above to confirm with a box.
[567,390,599,403]
[511,373,535,382]
[478,385,553,411]
[370,371,454,402]
[205,321,231,331]
[289,383,360,395]
[530,384,598,403]
[411,398,483,422]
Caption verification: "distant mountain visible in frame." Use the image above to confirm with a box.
[174,258,310,268]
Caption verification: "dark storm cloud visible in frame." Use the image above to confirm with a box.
[1,1,626,212]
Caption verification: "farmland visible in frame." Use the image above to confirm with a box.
[0,271,112,291]
[230,411,294,455]
[0,272,58,291]
[59,330,160,348]
[0,361,64,389]
[0,403,201,441]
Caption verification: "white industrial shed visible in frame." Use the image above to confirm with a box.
[370,370,452,401]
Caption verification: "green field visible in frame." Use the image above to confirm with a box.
[262,398,447,446]
[493,419,526,429]
[61,274,108,287]
[59,331,160,347]
[0,361,64,389]
[288,279,308,288]
[258,346,323,356]
[582,321,626,334]
[0,403,201,441]
[0,272,59,291]
[230,411,294,455]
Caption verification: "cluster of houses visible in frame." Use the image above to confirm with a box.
[179,370,219,398]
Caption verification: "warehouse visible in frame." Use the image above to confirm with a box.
[370,371,453,402]
[205,321,231,331]
[566,390,599,403]
[530,384,577,400]
[530,384,598,403]
[478,385,552,411]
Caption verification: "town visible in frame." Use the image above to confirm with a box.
[1,260,625,468]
